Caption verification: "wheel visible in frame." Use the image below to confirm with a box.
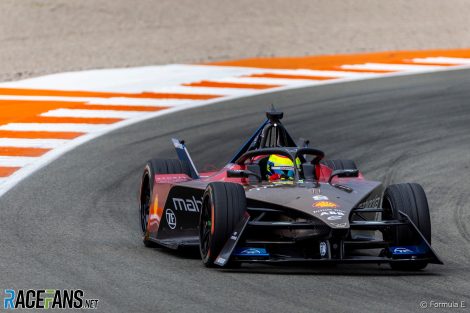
[199,182,246,267]
[382,183,431,270]
[140,159,191,247]
[321,159,357,171]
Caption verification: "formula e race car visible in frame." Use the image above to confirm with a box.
[139,109,442,270]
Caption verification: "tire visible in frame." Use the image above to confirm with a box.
[199,182,246,267]
[140,159,191,247]
[382,183,431,270]
[321,159,357,171]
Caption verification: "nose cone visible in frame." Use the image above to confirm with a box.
[245,180,382,229]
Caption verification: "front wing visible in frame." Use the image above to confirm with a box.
[214,208,443,267]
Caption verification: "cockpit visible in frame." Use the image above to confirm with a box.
[228,108,325,183]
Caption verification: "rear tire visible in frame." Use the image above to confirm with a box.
[321,159,357,171]
[383,183,431,270]
[199,182,246,267]
[140,159,191,247]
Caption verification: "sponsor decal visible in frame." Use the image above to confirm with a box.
[393,247,414,254]
[320,210,344,216]
[165,208,177,229]
[319,241,328,257]
[172,196,202,212]
[233,247,269,257]
[357,196,381,208]
[2,289,99,310]
[230,231,238,240]
[312,195,329,201]
[311,188,321,195]
[313,208,346,215]
[390,245,427,255]
[330,222,348,228]
[313,201,338,208]
[240,248,264,255]
[215,257,226,264]
[313,208,346,220]
[327,215,343,221]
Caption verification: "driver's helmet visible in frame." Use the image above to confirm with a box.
[266,154,300,181]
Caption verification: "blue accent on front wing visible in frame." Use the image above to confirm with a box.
[233,247,269,257]
[389,245,427,255]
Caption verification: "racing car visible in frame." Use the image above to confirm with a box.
[139,109,442,270]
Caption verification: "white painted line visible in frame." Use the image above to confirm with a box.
[149,86,255,96]
[41,109,145,119]
[411,57,470,65]
[0,95,91,103]
[0,123,109,133]
[340,63,447,72]
[0,156,37,167]
[0,64,377,92]
[215,77,319,86]
[251,69,380,78]
[0,138,69,148]
[0,95,198,107]
[87,97,200,107]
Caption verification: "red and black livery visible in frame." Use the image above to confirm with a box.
[139,110,442,270]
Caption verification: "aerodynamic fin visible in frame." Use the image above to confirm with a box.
[214,212,250,267]
[397,211,443,264]
[171,138,200,179]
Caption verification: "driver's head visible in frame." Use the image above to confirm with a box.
[266,154,296,181]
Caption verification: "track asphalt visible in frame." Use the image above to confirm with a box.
[1,69,469,312]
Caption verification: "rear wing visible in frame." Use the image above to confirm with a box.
[171,138,199,179]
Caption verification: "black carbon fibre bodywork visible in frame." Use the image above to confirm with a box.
[142,111,442,267]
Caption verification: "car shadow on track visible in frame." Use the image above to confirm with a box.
[149,246,441,276]
[221,263,442,276]
[147,244,202,259]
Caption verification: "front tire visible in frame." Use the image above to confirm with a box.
[199,182,246,267]
[383,183,431,270]
[140,159,191,247]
